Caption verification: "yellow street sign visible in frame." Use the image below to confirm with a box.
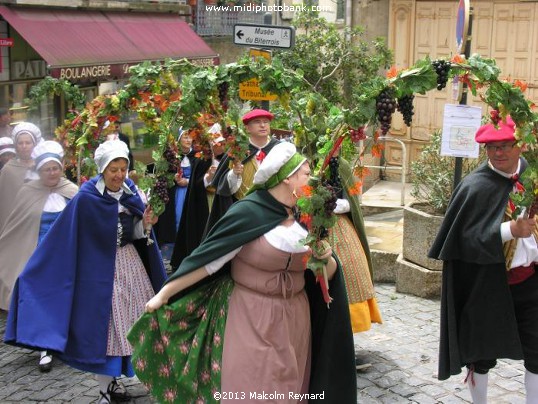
[239,79,278,101]
[239,48,277,101]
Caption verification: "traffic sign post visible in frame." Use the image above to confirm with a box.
[233,23,295,49]
[452,0,473,191]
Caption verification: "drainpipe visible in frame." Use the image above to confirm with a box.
[345,0,352,34]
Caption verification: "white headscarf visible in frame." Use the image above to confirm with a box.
[0,137,15,157]
[253,141,306,186]
[94,139,130,173]
[31,140,64,171]
[11,122,42,145]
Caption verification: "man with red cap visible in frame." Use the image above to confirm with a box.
[429,116,538,403]
[202,109,280,239]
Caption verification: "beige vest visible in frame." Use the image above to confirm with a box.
[234,158,258,200]
[503,205,538,269]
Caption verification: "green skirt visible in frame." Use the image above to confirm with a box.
[127,275,234,403]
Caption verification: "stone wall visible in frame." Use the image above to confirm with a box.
[203,37,248,64]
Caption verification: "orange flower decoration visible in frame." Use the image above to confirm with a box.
[301,185,314,197]
[451,54,465,64]
[514,80,528,93]
[348,181,363,196]
[386,66,399,79]
[353,165,371,179]
[299,213,313,230]
[371,143,385,158]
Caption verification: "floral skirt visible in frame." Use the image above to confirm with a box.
[127,274,234,403]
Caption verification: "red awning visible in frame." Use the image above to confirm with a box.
[0,6,218,79]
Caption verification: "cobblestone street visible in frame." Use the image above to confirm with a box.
[0,283,527,403]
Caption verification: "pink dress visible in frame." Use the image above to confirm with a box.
[221,235,311,402]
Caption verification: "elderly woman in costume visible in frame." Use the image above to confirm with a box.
[0,122,42,230]
[128,142,357,403]
[0,137,15,171]
[5,139,167,404]
[0,141,78,371]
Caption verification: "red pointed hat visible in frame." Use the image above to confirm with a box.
[242,109,274,124]
[475,116,516,143]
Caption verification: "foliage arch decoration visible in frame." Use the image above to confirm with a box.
[26,53,538,218]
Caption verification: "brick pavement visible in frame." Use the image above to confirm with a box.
[0,283,528,403]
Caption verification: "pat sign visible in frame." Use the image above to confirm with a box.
[233,24,295,49]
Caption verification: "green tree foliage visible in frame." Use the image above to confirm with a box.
[275,8,393,108]
[410,130,486,214]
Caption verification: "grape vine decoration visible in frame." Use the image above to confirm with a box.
[432,59,451,90]
[375,88,397,136]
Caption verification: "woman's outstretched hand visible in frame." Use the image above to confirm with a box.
[143,206,158,227]
[312,239,332,261]
[145,293,167,313]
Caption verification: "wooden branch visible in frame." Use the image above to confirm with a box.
[314,53,349,90]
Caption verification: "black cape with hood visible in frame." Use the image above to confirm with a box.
[152,149,203,246]
[169,156,212,269]
[167,189,357,402]
[428,160,527,380]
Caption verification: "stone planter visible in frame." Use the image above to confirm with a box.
[402,202,444,271]
[396,202,444,298]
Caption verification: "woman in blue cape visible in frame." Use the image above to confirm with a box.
[127,142,357,403]
[0,140,78,372]
[5,139,167,404]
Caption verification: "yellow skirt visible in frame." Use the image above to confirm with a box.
[328,214,383,333]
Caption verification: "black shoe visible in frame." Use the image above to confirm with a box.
[98,391,111,404]
[107,379,131,402]
[38,352,53,373]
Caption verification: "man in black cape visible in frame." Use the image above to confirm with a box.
[204,109,280,236]
[428,116,538,403]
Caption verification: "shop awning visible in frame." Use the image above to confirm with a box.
[0,6,219,81]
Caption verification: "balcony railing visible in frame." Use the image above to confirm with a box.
[195,2,266,36]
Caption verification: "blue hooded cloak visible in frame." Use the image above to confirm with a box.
[4,176,167,367]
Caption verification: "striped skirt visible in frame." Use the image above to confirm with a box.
[107,243,155,356]
[328,214,382,333]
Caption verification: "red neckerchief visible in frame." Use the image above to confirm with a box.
[508,176,525,212]
[256,149,266,162]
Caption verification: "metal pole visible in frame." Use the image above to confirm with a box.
[261,12,272,111]
[453,6,473,190]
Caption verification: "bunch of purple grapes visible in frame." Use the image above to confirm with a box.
[323,182,338,216]
[327,157,343,198]
[432,59,451,90]
[376,88,396,135]
[163,145,179,173]
[349,126,367,143]
[397,94,415,126]
[154,176,169,204]
[218,82,229,111]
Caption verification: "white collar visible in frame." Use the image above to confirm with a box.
[249,137,271,150]
[487,158,521,179]
[95,176,134,196]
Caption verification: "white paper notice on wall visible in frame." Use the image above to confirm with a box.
[441,104,482,158]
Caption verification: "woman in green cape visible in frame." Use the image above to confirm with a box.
[128,142,357,403]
